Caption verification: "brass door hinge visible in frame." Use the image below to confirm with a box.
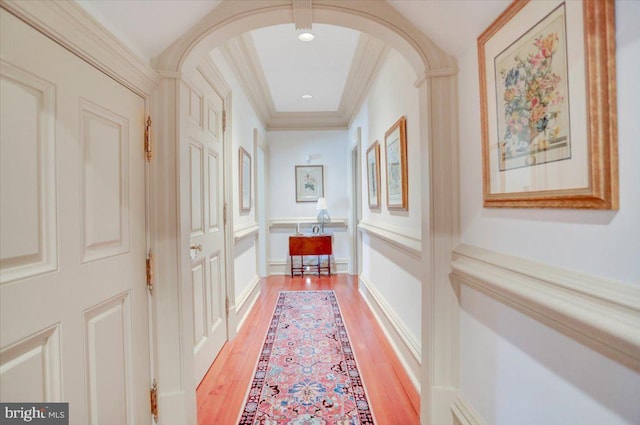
[146,251,154,294]
[225,298,230,315]
[150,379,158,422]
[144,116,152,162]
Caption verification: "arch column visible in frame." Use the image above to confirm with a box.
[151,2,462,424]
[420,71,461,425]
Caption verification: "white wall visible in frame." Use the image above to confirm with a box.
[349,48,422,384]
[266,130,351,274]
[456,1,640,423]
[209,49,264,304]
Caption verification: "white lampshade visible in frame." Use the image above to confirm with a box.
[316,197,327,210]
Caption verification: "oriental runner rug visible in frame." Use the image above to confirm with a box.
[239,290,375,425]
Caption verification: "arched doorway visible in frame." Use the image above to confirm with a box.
[151,2,460,424]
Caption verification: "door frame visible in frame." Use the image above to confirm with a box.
[0,0,160,419]
[350,128,362,276]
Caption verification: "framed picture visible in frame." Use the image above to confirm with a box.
[295,165,324,202]
[478,0,618,209]
[366,141,381,209]
[239,147,251,212]
[385,116,408,210]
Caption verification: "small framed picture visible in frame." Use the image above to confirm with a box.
[385,116,408,210]
[366,141,381,209]
[239,147,251,212]
[295,165,324,202]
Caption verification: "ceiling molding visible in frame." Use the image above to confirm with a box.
[293,0,312,31]
[220,31,388,130]
[339,34,389,127]
[220,35,274,124]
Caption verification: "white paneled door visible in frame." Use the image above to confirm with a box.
[180,70,227,385]
[0,9,150,425]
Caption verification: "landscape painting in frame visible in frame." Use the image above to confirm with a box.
[478,0,618,209]
[295,165,324,203]
[239,147,251,212]
[366,141,381,209]
[385,116,408,211]
[496,4,570,171]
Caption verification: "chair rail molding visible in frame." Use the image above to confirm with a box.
[234,221,260,243]
[269,217,348,230]
[358,220,421,257]
[451,244,640,372]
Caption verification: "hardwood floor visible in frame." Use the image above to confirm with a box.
[196,274,420,424]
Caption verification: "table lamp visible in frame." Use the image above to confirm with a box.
[316,197,330,234]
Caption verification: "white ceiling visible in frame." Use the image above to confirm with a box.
[76,0,511,114]
[250,24,360,112]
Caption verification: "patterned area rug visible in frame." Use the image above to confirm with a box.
[239,290,375,425]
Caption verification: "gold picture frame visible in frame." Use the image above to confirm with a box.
[385,116,408,211]
[366,141,381,210]
[478,0,618,209]
[239,147,251,212]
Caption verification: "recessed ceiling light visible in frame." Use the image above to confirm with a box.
[298,32,315,42]
[301,94,313,100]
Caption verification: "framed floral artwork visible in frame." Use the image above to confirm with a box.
[295,165,324,202]
[366,141,381,209]
[385,116,408,210]
[478,0,618,209]
[239,147,251,212]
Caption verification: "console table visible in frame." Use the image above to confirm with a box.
[288,235,332,277]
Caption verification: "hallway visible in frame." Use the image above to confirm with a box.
[196,275,419,425]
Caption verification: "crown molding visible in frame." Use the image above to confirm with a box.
[220,31,388,130]
[339,34,389,124]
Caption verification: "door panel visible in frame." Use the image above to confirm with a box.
[181,73,227,385]
[0,9,149,425]
[0,60,57,283]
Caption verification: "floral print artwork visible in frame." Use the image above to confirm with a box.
[495,5,571,171]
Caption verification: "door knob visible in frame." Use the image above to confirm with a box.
[190,244,202,251]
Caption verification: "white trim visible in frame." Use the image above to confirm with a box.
[234,275,261,331]
[233,221,259,243]
[269,217,348,230]
[451,395,486,425]
[268,258,350,276]
[1,0,159,96]
[451,244,640,372]
[358,275,421,393]
[358,220,421,257]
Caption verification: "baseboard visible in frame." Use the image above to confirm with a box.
[451,243,640,372]
[451,395,486,425]
[234,275,260,331]
[358,275,421,393]
[268,258,351,276]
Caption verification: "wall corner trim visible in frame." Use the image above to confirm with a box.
[451,395,487,425]
[451,244,640,372]
[358,220,421,257]
[233,221,260,243]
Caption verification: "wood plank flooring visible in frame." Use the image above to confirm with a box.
[196,274,420,424]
